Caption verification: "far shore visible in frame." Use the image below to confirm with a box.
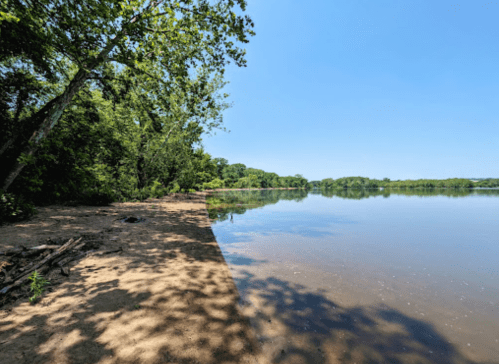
[208,187,305,192]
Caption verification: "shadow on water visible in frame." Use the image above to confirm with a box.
[234,270,497,364]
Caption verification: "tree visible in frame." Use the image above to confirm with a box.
[1,0,255,191]
[222,163,246,186]
[213,158,229,179]
[234,174,258,188]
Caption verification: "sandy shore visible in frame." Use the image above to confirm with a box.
[0,192,262,364]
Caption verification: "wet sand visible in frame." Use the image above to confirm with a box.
[0,193,262,364]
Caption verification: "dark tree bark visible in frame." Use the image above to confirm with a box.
[137,134,148,190]
[1,34,123,192]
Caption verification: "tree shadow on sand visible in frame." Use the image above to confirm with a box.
[0,194,260,364]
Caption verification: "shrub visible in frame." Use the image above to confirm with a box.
[77,188,115,206]
[28,271,50,304]
[0,190,37,225]
[202,178,225,190]
[169,182,181,194]
[146,179,166,199]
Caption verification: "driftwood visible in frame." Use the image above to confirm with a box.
[0,237,82,295]
[28,245,61,251]
[0,245,62,256]
[1,232,125,307]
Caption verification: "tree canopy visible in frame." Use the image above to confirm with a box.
[1,0,255,192]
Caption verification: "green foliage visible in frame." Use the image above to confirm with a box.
[169,182,181,194]
[315,177,482,190]
[207,189,309,221]
[0,189,37,225]
[222,163,247,187]
[1,0,255,200]
[77,189,115,206]
[28,270,50,304]
[473,179,499,188]
[145,179,167,199]
[234,174,259,188]
[203,178,225,190]
[216,162,309,189]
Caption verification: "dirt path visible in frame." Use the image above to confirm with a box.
[0,192,262,364]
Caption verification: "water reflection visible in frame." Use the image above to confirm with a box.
[221,250,267,266]
[207,188,499,222]
[208,188,499,363]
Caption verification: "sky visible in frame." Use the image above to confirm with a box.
[200,0,499,182]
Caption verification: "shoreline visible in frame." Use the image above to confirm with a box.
[208,187,305,192]
[0,192,262,364]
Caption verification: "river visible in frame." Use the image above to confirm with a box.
[207,188,499,364]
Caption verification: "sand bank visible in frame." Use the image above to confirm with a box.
[0,192,262,364]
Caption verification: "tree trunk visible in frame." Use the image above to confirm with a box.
[0,95,63,162]
[1,35,123,192]
[137,134,148,189]
[1,68,92,192]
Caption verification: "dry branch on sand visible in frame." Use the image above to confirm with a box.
[0,236,122,305]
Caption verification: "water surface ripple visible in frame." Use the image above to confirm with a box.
[208,189,499,363]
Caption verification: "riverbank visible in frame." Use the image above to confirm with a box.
[0,192,261,364]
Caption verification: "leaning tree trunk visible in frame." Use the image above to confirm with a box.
[0,96,62,159]
[1,68,92,192]
[1,35,124,192]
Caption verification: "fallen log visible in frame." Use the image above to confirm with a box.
[0,245,61,256]
[28,245,61,251]
[0,237,82,295]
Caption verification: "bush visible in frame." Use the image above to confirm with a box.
[0,190,37,225]
[202,178,225,190]
[77,189,115,206]
[146,179,167,199]
[168,182,181,194]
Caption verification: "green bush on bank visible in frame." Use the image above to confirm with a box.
[202,178,225,190]
[0,190,37,225]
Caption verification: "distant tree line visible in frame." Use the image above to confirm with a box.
[202,158,309,190]
[310,177,499,190]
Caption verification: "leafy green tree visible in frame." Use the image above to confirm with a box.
[222,163,246,186]
[213,158,229,179]
[234,174,259,188]
[1,0,255,191]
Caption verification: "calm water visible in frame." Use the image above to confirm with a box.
[208,189,499,364]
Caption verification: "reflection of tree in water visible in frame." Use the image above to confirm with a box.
[207,188,499,223]
[312,187,499,199]
[207,189,308,221]
[236,270,484,364]
[208,188,499,221]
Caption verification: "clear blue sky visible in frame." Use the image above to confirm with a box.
[201,0,499,181]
